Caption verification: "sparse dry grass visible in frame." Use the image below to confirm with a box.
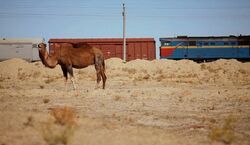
[89,74,96,81]
[154,74,166,82]
[131,91,139,98]
[133,73,151,81]
[206,66,221,73]
[156,68,163,74]
[200,63,207,71]
[17,68,27,80]
[0,76,5,82]
[133,76,143,81]
[45,76,55,84]
[239,69,247,74]
[33,71,41,78]
[122,68,136,74]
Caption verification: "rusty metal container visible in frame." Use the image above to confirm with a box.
[48,38,156,61]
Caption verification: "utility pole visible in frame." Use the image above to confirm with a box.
[122,3,126,63]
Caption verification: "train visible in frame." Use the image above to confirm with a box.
[160,35,250,61]
[1,35,250,61]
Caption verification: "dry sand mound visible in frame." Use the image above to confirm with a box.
[105,58,250,85]
[0,58,61,81]
[0,58,249,85]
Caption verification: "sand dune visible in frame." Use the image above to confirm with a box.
[1,58,249,84]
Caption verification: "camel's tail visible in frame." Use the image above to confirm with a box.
[95,54,105,71]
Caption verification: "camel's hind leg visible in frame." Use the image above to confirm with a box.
[100,69,106,89]
[95,54,107,89]
[96,70,101,87]
[67,65,77,90]
[95,62,102,89]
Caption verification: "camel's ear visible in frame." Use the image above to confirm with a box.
[44,43,47,48]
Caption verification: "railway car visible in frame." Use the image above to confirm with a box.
[49,38,156,61]
[0,38,44,61]
[160,35,250,61]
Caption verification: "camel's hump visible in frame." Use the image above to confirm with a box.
[71,42,92,49]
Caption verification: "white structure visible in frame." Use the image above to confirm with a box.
[0,38,44,61]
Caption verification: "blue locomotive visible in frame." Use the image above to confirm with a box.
[160,35,250,61]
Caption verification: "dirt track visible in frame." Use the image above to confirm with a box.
[0,58,250,145]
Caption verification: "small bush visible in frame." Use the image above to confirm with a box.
[23,116,34,127]
[142,74,150,80]
[208,115,236,144]
[40,106,77,145]
[41,120,75,145]
[114,95,121,101]
[43,98,50,104]
[50,107,77,126]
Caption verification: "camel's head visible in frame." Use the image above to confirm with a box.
[38,43,47,51]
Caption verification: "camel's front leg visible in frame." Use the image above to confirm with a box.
[70,77,77,90]
[67,65,77,90]
[61,65,68,91]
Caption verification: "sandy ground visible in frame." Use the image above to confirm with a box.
[0,58,249,145]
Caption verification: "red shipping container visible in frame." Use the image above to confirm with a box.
[48,38,156,61]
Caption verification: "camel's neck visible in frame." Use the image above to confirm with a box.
[39,49,58,68]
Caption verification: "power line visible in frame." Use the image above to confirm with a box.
[0,12,249,19]
[1,5,250,10]
[0,12,120,17]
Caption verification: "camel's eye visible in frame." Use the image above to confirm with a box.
[39,44,43,48]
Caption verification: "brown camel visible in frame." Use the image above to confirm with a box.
[38,42,107,89]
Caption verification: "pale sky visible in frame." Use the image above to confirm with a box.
[1,0,250,58]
